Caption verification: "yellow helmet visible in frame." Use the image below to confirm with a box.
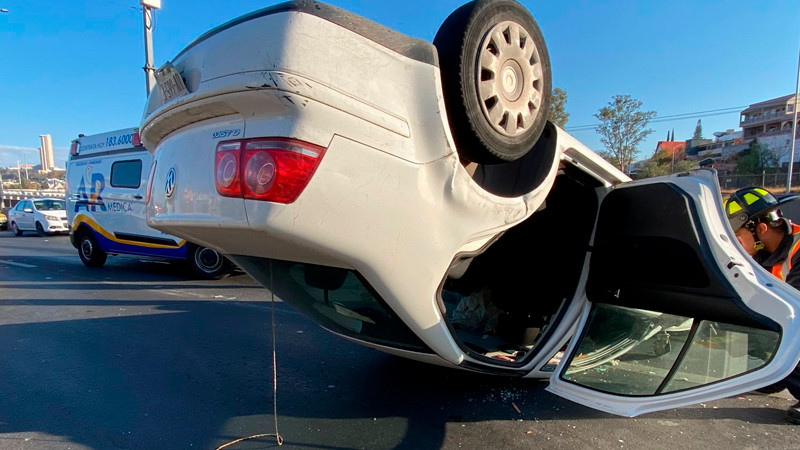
[725,186,798,230]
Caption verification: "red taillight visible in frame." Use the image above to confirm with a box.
[132,131,142,147]
[215,140,242,197]
[145,160,157,205]
[70,140,79,156]
[243,149,276,196]
[215,138,325,204]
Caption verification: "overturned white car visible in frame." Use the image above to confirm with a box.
[139,0,800,416]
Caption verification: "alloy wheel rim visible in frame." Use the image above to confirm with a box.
[81,238,93,258]
[476,20,544,138]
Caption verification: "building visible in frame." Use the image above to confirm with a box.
[740,94,799,140]
[687,129,745,162]
[39,134,55,171]
[654,140,686,159]
[739,94,800,166]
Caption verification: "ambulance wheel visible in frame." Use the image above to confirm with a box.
[78,231,107,267]
[434,0,551,164]
[188,244,231,280]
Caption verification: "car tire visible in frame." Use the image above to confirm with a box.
[35,222,47,237]
[11,221,22,236]
[756,382,787,394]
[188,244,232,280]
[434,0,551,164]
[78,231,108,267]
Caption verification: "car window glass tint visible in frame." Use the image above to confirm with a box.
[562,304,693,395]
[110,160,143,188]
[561,303,777,396]
[258,260,430,353]
[33,199,65,211]
[662,321,779,393]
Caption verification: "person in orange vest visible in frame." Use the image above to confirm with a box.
[726,186,800,424]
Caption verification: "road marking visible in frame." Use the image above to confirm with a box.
[0,259,37,268]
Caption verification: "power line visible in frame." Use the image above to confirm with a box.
[92,0,142,12]
[565,105,748,132]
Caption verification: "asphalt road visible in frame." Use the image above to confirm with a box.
[1,232,799,449]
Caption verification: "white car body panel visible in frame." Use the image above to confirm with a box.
[139,1,800,416]
[548,170,800,416]
[142,4,581,368]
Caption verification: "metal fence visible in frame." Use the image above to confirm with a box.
[716,171,800,192]
[0,188,66,209]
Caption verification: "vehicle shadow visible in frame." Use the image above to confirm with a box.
[0,297,582,449]
[0,298,793,449]
[2,253,251,287]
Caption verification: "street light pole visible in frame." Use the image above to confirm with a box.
[786,35,800,194]
[140,1,161,95]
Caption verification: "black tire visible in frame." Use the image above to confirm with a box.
[11,222,22,236]
[188,244,231,280]
[78,231,107,267]
[434,0,551,164]
[756,382,787,394]
[35,222,47,237]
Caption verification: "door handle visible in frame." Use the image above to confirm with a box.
[133,195,143,200]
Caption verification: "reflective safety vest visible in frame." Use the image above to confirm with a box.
[771,223,800,280]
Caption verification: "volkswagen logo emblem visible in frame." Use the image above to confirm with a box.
[165,168,176,198]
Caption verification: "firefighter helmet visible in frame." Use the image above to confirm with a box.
[725,187,800,231]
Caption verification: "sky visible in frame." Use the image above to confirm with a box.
[1,0,799,170]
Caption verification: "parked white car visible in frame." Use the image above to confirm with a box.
[8,197,69,236]
[139,0,800,417]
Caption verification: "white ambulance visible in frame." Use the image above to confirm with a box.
[66,128,233,279]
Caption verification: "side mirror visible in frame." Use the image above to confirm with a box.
[23,208,33,213]
[303,265,348,291]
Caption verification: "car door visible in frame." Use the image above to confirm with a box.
[546,169,800,417]
[16,200,34,230]
[102,154,149,248]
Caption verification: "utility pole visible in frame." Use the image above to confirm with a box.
[671,149,675,174]
[16,161,21,186]
[140,1,161,95]
[0,170,5,210]
[787,35,800,194]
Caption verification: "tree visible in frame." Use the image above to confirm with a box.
[594,94,656,171]
[638,158,670,178]
[693,119,703,140]
[20,179,39,190]
[736,139,778,174]
[635,147,696,179]
[672,159,697,173]
[548,87,569,128]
